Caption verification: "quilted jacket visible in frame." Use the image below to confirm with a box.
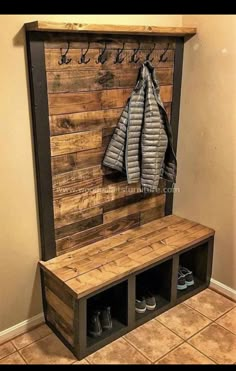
[103,61,177,191]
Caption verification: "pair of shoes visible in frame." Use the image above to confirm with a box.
[177,266,194,290]
[88,306,112,338]
[135,291,156,313]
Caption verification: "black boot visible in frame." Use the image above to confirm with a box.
[100,306,113,330]
[88,310,102,338]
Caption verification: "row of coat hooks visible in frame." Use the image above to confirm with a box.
[58,40,170,65]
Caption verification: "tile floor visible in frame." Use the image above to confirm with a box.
[0,289,235,364]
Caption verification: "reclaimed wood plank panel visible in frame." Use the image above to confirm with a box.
[53,166,103,198]
[50,130,102,156]
[56,213,140,254]
[45,287,73,326]
[44,273,74,307]
[47,67,174,93]
[49,108,122,136]
[55,214,103,240]
[49,102,171,137]
[104,193,165,223]
[46,304,74,345]
[140,204,165,224]
[54,205,103,229]
[51,147,105,175]
[48,88,133,115]
[53,181,140,220]
[45,49,175,71]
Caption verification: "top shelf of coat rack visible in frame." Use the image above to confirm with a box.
[24,21,197,37]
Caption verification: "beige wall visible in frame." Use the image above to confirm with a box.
[0,15,182,332]
[174,15,236,290]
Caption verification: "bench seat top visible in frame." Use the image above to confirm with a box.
[39,214,214,299]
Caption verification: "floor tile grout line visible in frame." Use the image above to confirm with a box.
[211,320,236,337]
[185,340,218,364]
[17,333,53,353]
[154,314,212,343]
[17,350,28,364]
[0,346,17,361]
[12,331,53,351]
[122,337,153,364]
[123,334,184,364]
[183,300,235,322]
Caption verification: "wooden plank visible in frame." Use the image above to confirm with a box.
[25,21,197,37]
[103,192,143,212]
[56,213,140,254]
[55,214,103,240]
[45,49,175,71]
[53,166,102,188]
[140,203,165,224]
[49,108,122,136]
[53,166,103,198]
[48,89,131,115]
[51,147,105,176]
[44,36,176,50]
[49,102,171,137]
[46,304,74,345]
[47,67,174,93]
[44,273,74,307]
[48,86,173,115]
[53,176,103,199]
[45,287,74,326]
[54,205,103,229]
[53,181,140,220]
[52,166,103,198]
[50,130,101,156]
[104,193,165,223]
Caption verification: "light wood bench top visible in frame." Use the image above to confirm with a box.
[40,215,214,298]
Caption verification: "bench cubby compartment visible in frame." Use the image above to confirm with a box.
[135,258,172,322]
[176,240,213,300]
[86,280,128,348]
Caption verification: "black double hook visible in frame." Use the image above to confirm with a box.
[96,41,108,64]
[159,43,170,63]
[78,42,90,64]
[114,42,125,64]
[146,43,156,62]
[129,42,141,64]
[58,42,72,65]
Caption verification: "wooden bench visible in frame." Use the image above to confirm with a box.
[39,214,214,358]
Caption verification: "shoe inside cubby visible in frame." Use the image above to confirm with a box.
[177,241,209,299]
[86,280,128,347]
[135,259,172,321]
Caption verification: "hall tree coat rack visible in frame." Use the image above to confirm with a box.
[25,22,215,359]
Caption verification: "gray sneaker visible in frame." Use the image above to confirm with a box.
[177,271,187,290]
[179,266,194,287]
[145,292,156,310]
[135,297,146,313]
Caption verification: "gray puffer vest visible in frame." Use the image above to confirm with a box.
[103,61,177,191]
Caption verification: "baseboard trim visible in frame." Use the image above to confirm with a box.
[0,313,45,344]
[210,278,236,302]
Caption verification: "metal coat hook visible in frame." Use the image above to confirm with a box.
[129,42,141,64]
[78,42,91,64]
[159,43,170,63]
[58,42,72,65]
[146,43,156,62]
[96,41,108,64]
[114,42,125,64]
